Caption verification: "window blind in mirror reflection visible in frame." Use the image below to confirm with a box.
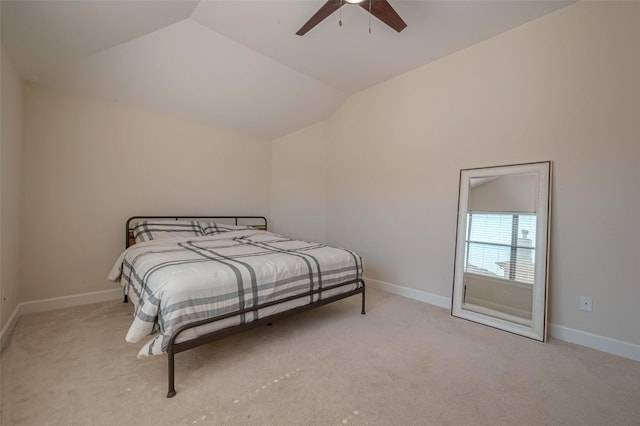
[464,213,537,285]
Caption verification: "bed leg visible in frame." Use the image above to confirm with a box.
[167,350,176,398]
[361,282,366,315]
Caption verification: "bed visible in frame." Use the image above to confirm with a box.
[108,216,366,397]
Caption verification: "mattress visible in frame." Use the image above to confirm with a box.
[108,229,363,357]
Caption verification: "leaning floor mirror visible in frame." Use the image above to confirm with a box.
[451,161,551,341]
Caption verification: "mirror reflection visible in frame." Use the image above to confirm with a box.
[463,174,537,325]
[452,162,551,341]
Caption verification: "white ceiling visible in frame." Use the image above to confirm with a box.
[1,0,571,139]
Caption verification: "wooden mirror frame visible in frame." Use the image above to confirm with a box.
[451,161,552,341]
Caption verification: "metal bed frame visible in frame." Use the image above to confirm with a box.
[124,216,366,398]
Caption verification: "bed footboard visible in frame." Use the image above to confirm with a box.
[165,279,366,398]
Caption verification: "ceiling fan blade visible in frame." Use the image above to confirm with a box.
[359,0,407,32]
[296,0,344,36]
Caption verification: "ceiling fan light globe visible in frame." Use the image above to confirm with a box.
[344,0,366,4]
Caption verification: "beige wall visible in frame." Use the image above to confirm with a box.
[464,274,533,320]
[1,44,24,330]
[5,1,639,350]
[21,85,270,301]
[272,2,640,345]
[468,174,537,214]
[271,121,328,243]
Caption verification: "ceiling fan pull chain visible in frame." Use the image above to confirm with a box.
[339,0,343,26]
[369,0,372,33]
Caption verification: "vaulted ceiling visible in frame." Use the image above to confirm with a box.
[1,1,570,139]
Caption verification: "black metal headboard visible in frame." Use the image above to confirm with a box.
[125,216,268,248]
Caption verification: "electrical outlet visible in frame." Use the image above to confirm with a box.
[580,296,593,312]
[2,282,14,304]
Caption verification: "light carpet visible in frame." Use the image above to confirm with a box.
[1,288,639,425]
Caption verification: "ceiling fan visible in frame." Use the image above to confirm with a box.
[296,0,407,36]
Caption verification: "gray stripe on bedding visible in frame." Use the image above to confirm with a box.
[236,237,323,301]
[185,241,260,322]
[179,241,248,325]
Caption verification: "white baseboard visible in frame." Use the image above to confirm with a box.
[1,288,123,352]
[366,276,640,363]
[19,288,123,315]
[365,277,451,309]
[0,303,21,352]
[4,283,639,363]
[549,324,640,362]
[464,296,532,322]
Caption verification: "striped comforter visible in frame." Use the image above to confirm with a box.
[108,230,363,357]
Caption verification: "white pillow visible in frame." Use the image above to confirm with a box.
[133,220,204,243]
[201,222,256,236]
